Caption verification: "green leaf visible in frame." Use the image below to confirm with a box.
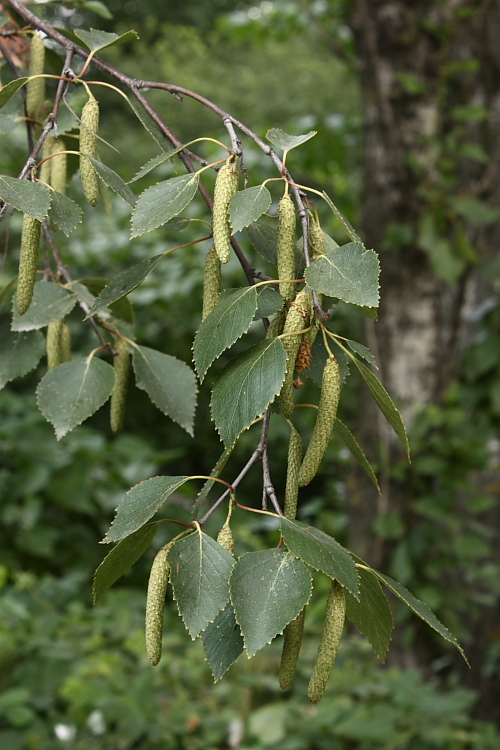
[230,549,312,657]
[87,157,136,206]
[280,518,359,598]
[345,565,393,661]
[266,128,317,152]
[0,278,16,309]
[0,176,51,220]
[350,357,410,459]
[192,447,233,519]
[245,221,278,265]
[129,147,188,183]
[82,1,113,20]
[333,418,380,493]
[131,173,200,238]
[74,278,134,324]
[0,78,28,109]
[128,98,172,152]
[324,232,339,252]
[103,475,189,542]
[11,283,77,331]
[74,28,139,53]
[418,213,466,283]
[449,196,500,226]
[0,324,45,390]
[229,185,272,233]
[372,569,467,663]
[202,603,244,682]
[36,356,115,439]
[193,287,258,382]
[342,338,377,367]
[132,345,197,435]
[48,190,83,236]
[0,114,17,135]
[254,287,284,320]
[211,338,287,448]
[305,243,380,308]
[85,255,163,318]
[92,524,158,603]
[322,191,362,243]
[169,530,234,639]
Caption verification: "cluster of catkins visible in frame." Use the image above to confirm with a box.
[145,158,344,702]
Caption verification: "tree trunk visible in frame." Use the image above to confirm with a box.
[347,0,500,720]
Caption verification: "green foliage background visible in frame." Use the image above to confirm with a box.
[1,0,499,747]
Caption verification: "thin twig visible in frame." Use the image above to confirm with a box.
[198,412,273,525]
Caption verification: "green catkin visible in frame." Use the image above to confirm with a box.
[284,424,302,521]
[79,97,100,207]
[39,136,54,185]
[279,425,306,689]
[277,194,297,304]
[110,338,130,434]
[145,546,170,666]
[298,355,341,487]
[50,138,67,195]
[202,246,222,320]
[27,33,45,120]
[308,581,346,703]
[60,322,71,363]
[309,216,325,260]
[266,306,287,338]
[279,607,307,690]
[17,213,41,315]
[279,290,313,418]
[46,319,64,370]
[212,161,238,264]
[217,523,235,555]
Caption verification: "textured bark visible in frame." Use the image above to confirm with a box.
[346,0,500,718]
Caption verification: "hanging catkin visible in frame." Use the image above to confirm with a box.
[308,581,346,703]
[212,161,238,264]
[278,290,313,418]
[277,194,297,304]
[202,246,222,320]
[298,355,340,487]
[27,33,45,120]
[145,546,170,666]
[110,338,130,434]
[17,214,41,315]
[79,97,100,206]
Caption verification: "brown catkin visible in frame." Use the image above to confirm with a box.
[145,546,170,666]
[216,523,235,556]
[79,97,100,207]
[279,290,313,418]
[212,161,238,264]
[294,338,312,374]
[309,216,325,260]
[308,581,346,703]
[279,607,307,690]
[27,33,45,120]
[277,194,297,304]
[46,319,64,370]
[17,213,41,315]
[202,246,221,320]
[298,355,341,487]
[110,338,130,434]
